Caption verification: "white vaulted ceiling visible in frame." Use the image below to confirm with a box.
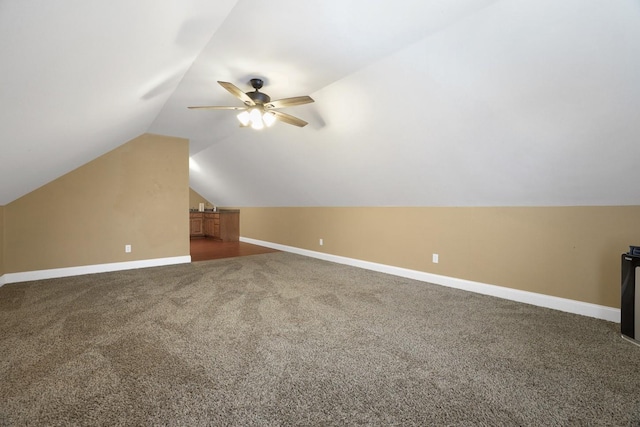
[1,0,640,207]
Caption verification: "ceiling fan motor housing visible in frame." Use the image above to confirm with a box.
[246,90,271,105]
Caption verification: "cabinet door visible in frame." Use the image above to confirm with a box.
[213,213,220,238]
[203,214,215,237]
[190,218,203,236]
[189,213,204,237]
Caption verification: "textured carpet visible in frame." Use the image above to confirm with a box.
[1,251,640,426]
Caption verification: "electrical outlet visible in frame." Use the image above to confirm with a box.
[432,253,439,263]
[319,238,324,246]
[125,245,132,253]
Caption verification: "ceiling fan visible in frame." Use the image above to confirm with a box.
[188,78,314,129]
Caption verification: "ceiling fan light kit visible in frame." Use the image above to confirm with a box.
[237,106,277,130]
[188,78,314,129]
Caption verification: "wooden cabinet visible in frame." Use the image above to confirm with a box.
[189,212,204,237]
[203,212,216,237]
[190,210,240,241]
[216,210,239,242]
[213,214,220,237]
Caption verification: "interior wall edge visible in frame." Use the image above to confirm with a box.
[240,237,620,323]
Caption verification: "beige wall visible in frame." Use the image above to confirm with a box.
[240,206,640,308]
[4,133,190,274]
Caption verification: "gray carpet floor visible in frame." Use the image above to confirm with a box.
[1,251,640,426]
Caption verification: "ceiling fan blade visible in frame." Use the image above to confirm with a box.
[218,81,255,106]
[271,111,308,127]
[187,106,246,110]
[265,96,314,109]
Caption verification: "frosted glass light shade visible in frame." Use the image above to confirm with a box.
[237,108,274,130]
[263,112,276,127]
[249,108,262,123]
[237,111,250,126]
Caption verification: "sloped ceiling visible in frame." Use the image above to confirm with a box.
[2,0,639,207]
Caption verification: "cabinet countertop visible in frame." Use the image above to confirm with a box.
[189,209,240,213]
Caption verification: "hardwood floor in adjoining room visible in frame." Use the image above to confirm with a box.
[190,238,279,262]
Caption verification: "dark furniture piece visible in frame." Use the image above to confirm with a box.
[621,253,640,346]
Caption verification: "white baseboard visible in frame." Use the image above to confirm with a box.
[241,237,620,323]
[0,256,192,286]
